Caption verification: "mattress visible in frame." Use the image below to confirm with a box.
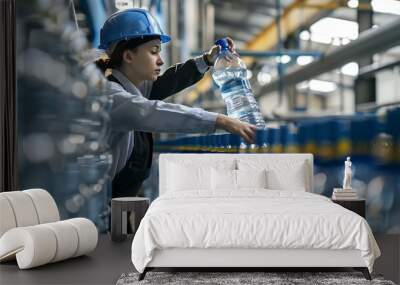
[131,190,380,273]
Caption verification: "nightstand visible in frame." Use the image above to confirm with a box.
[332,198,366,218]
[111,197,150,242]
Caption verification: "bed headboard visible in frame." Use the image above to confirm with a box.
[159,153,314,195]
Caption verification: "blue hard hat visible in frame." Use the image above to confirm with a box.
[99,8,171,50]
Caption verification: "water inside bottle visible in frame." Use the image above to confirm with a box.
[212,66,265,128]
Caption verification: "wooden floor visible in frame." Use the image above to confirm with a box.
[0,234,134,285]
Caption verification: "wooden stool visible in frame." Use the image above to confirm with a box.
[111,197,149,242]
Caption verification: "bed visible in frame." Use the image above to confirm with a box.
[131,154,380,280]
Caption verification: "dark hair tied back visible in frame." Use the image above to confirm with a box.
[94,35,161,74]
[95,58,111,73]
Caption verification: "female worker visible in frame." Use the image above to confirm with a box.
[96,8,256,198]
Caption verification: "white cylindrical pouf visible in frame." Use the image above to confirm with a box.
[42,221,79,262]
[65,218,98,257]
[1,192,39,227]
[0,196,17,237]
[0,226,57,269]
[23,189,60,223]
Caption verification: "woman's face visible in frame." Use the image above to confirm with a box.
[123,39,164,82]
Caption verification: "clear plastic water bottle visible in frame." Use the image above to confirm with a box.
[211,38,266,129]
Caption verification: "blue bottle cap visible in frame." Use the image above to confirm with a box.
[215,38,229,51]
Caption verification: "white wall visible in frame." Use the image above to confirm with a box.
[258,92,289,116]
[326,88,355,113]
[376,67,400,104]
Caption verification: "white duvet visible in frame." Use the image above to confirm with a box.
[131,190,380,273]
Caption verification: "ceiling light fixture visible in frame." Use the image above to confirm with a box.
[341,62,359,76]
[257,72,272,86]
[299,30,311,41]
[347,0,400,15]
[310,17,358,41]
[347,0,359,8]
[309,79,337,93]
[296,56,314,66]
[276,55,291,64]
[372,0,400,15]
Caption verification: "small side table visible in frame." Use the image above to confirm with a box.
[332,198,366,218]
[111,197,149,242]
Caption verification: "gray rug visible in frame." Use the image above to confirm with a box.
[116,271,396,285]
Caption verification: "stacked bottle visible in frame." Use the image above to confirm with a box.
[350,115,378,158]
[268,127,282,153]
[384,107,400,165]
[256,129,269,153]
[335,119,351,160]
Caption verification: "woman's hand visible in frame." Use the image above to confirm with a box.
[204,37,236,66]
[215,114,257,144]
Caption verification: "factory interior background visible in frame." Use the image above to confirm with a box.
[1,0,400,283]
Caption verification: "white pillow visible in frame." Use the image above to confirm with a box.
[236,169,267,189]
[166,160,236,192]
[266,165,307,191]
[237,159,309,191]
[211,169,267,191]
[167,163,211,191]
[211,168,237,190]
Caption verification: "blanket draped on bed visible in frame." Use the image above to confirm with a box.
[131,190,380,273]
